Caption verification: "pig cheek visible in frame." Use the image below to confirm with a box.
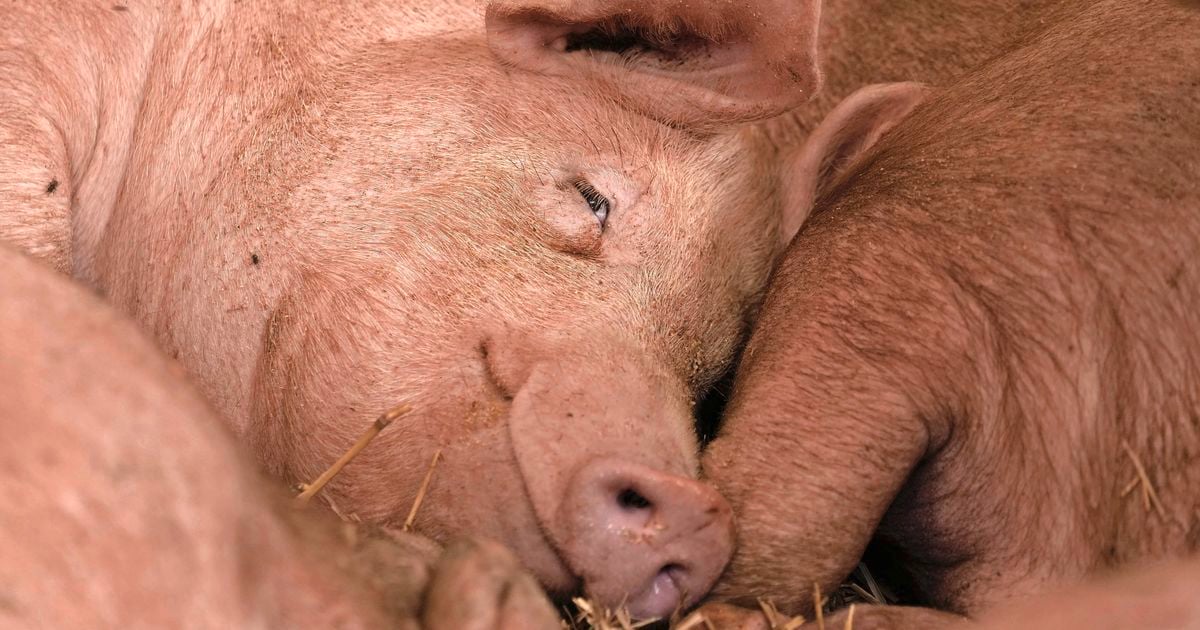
[293,339,579,591]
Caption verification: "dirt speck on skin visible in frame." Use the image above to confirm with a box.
[251,253,261,266]
[1167,264,1185,290]
[0,590,21,614]
[45,179,59,194]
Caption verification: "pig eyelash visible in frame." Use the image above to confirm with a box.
[572,178,611,229]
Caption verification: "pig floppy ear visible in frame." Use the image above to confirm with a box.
[486,0,822,130]
[779,82,929,246]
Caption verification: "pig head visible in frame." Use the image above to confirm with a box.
[34,0,829,618]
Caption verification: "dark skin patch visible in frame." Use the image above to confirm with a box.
[112,4,128,11]
[251,253,261,266]
[0,590,20,614]
[1167,264,1185,290]
[696,345,743,445]
[45,179,58,194]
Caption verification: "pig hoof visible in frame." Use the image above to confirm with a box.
[421,538,560,630]
[350,527,443,623]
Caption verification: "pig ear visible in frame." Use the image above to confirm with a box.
[779,82,929,246]
[485,0,822,130]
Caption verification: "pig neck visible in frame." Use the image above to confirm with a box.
[765,0,1047,148]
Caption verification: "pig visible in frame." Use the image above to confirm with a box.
[0,0,912,618]
[702,0,1200,623]
[0,242,564,629]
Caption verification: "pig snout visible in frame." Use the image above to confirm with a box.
[559,458,734,620]
[495,332,734,617]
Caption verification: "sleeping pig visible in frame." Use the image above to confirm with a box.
[702,0,1200,624]
[0,0,908,619]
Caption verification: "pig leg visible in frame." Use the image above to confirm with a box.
[347,527,559,630]
[421,539,561,630]
[327,525,560,629]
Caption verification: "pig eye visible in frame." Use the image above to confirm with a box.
[572,179,611,228]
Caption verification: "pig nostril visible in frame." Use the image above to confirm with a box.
[661,563,684,581]
[617,488,652,511]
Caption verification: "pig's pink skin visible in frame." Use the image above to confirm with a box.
[0,0,821,616]
[705,0,1200,618]
[0,244,382,629]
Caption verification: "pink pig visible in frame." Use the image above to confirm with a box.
[0,0,909,618]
